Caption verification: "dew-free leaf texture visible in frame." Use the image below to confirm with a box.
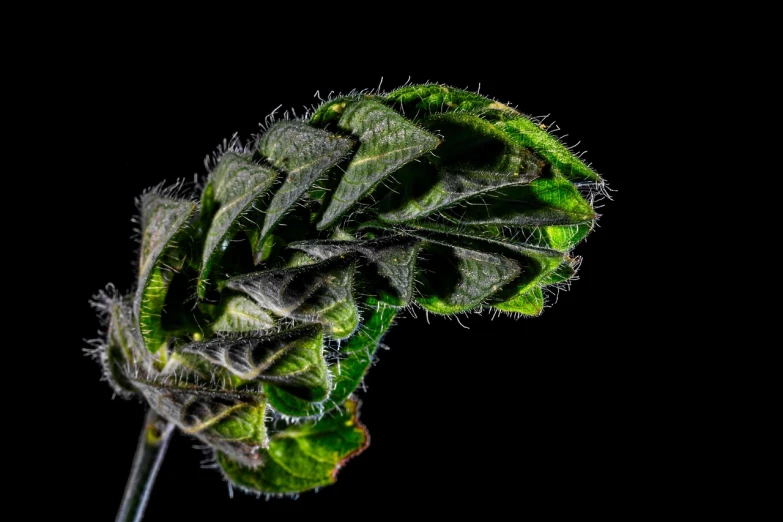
[216,399,368,494]
[317,99,439,228]
[183,324,329,404]
[199,153,277,295]
[134,194,195,353]
[289,237,419,306]
[417,246,521,314]
[453,177,595,227]
[211,295,276,334]
[264,299,396,417]
[380,112,542,222]
[95,83,606,498]
[135,380,268,468]
[254,121,353,262]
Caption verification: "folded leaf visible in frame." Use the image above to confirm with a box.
[102,295,151,395]
[224,256,353,317]
[198,153,277,296]
[216,399,369,494]
[288,261,359,340]
[182,324,329,404]
[264,298,396,417]
[135,380,268,468]
[385,84,516,117]
[380,112,542,222]
[253,121,354,263]
[496,118,602,183]
[540,223,593,251]
[541,257,580,285]
[402,220,564,270]
[210,295,275,334]
[224,255,358,338]
[289,237,419,306]
[315,99,439,229]
[453,177,596,227]
[134,193,195,353]
[417,246,520,314]
[492,285,544,316]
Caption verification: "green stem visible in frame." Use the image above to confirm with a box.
[115,408,175,522]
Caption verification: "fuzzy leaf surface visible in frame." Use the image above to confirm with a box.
[210,295,275,334]
[134,194,195,353]
[264,299,396,417]
[417,246,521,314]
[379,112,542,222]
[497,118,602,182]
[316,99,439,228]
[289,237,419,306]
[183,324,329,404]
[199,153,277,295]
[137,379,268,467]
[216,399,368,494]
[384,84,520,119]
[102,295,151,395]
[254,121,353,262]
[492,285,544,316]
[454,177,595,227]
[224,256,357,337]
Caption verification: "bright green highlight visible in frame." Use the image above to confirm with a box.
[264,298,396,417]
[385,84,508,114]
[210,295,275,334]
[493,286,544,316]
[216,399,368,494]
[134,194,195,353]
[497,118,601,182]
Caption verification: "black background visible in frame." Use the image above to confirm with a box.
[57,41,653,520]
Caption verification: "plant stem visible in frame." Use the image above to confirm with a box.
[115,408,175,522]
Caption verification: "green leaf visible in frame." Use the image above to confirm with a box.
[199,153,277,296]
[385,84,513,116]
[135,380,268,468]
[289,237,420,306]
[264,298,396,417]
[417,246,520,314]
[453,177,596,227]
[541,223,593,251]
[224,256,357,337]
[362,238,419,305]
[398,221,564,301]
[496,117,602,182]
[492,285,544,316]
[211,295,275,334]
[541,257,580,285]
[290,261,359,340]
[100,294,150,396]
[94,83,607,498]
[217,399,369,494]
[253,121,354,264]
[400,220,564,267]
[379,112,542,223]
[182,324,329,403]
[316,99,439,229]
[225,256,345,316]
[134,193,195,353]
[309,98,349,127]
[326,300,396,405]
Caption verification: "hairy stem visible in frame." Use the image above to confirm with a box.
[116,408,175,522]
